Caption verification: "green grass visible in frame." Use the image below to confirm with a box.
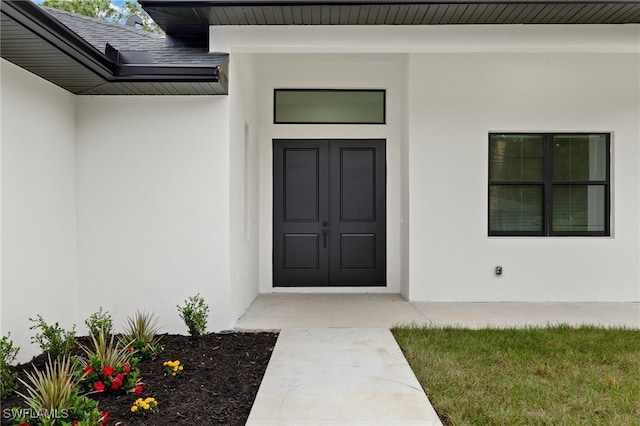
[391,325,640,426]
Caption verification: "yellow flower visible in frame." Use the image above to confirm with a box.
[178,366,183,371]
[131,406,138,413]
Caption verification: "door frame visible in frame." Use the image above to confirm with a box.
[272,138,387,287]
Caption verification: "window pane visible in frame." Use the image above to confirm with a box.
[553,135,607,181]
[489,185,543,232]
[274,90,385,124]
[553,185,605,232]
[489,135,544,181]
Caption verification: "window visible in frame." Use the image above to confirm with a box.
[489,133,610,236]
[274,89,385,124]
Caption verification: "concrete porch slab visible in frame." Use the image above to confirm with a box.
[246,328,442,426]
[235,293,640,330]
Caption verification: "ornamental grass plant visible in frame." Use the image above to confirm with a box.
[14,355,108,425]
[121,311,163,361]
[17,356,77,413]
[76,328,141,394]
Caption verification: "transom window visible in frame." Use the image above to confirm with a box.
[489,133,610,236]
[274,89,385,124]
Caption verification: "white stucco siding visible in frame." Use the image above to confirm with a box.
[408,52,640,301]
[228,53,261,322]
[76,96,232,334]
[1,59,78,362]
[213,24,639,302]
[254,53,409,294]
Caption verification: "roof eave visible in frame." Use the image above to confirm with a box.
[2,0,117,78]
[1,1,226,95]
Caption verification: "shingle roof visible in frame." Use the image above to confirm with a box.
[42,6,222,66]
[0,1,227,95]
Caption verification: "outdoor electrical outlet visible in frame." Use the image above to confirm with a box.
[496,266,503,276]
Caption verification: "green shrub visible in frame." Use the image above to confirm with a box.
[29,315,76,359]
[0,333,20,398]
[177,294,210,338]
[84,307,113,340]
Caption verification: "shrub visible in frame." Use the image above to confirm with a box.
[84,307,113,340]
[177,294,210,338]
[76,329,141,395]
[121,311,163,361]
[14,356,107,425]
[29,315,76,359]
[0,333,20,398]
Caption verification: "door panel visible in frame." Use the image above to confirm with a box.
[273,139,385,287]
[284,149,319,221]
[273,141,329,286]
[329,140,386,285]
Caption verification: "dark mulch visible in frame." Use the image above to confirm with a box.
[1,332,278,426]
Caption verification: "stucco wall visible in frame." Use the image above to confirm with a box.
[76,96,233,335]
[1,59,78,362]
[408,52,640,301]
[228,53,261,322]
[212,25,640,301]
[255,53,409,294]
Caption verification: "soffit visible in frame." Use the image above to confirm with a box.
[141,1,640,35]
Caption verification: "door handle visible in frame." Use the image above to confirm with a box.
[322,229,328,248]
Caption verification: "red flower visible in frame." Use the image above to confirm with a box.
[133,384,143,394]
[102,365,115,377]
[125,345,132,352]
[94,381,105,392]
[72,421,80,425]
[111,374,124,390]
[122,363,131,374]
[101,411,109,423]
[19,423,29,426]
[83,365,94,375]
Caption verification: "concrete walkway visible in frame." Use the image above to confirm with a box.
[246,328,442,425]
[239,294,639,425]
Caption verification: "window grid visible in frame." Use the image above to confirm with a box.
[488,133,610,237]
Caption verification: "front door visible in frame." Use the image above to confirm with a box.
[273,139,386,286]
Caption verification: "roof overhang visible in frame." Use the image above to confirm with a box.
[1,0,228,95]
[141,0,640,45]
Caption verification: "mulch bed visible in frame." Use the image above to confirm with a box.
[1,332,278,426]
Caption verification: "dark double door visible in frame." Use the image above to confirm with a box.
[273,139,386,287]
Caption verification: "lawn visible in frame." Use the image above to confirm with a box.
[392,325,640,426]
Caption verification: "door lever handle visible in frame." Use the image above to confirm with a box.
[322,229,328,248]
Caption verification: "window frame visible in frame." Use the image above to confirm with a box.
[488,132,611,237]
[273,89,386,125]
